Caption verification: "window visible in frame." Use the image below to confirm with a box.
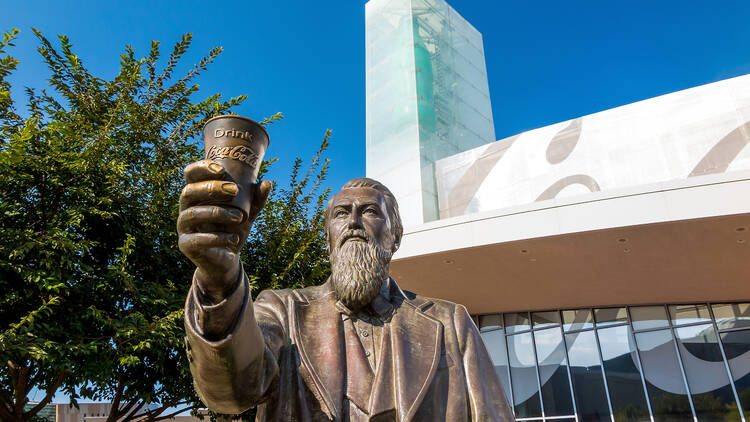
[475,302,749,421]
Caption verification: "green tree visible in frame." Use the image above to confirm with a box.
[243,129,332,296]
[0,28,331,422]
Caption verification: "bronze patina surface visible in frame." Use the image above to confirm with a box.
[177,123,513,420]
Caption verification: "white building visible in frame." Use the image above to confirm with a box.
[365,0,750,421]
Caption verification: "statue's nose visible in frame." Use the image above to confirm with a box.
[347,211,362,230]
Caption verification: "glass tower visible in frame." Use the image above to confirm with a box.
[365,0,495,226]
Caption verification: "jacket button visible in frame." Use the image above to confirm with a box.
[361,330,369,337]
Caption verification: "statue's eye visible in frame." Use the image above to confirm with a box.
[335,209,348,218]
[364,207,379,216]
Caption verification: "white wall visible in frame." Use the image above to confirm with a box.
[435,74,750,221]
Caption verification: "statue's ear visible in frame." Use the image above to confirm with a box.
[324,224,333,254]
[386,218,401,254]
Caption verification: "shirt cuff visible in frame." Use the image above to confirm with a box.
[192,266,248,339]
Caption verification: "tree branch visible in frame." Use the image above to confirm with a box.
[25,370,67,418]
[0,398,14,422]
[105,377,126,422]
[0,387,15,412]
[150,403,196,422]
[24,372,42,397]
[7,360,18,379]
[0,370,16,415]
[13,363,29,416]
[6,361,19,403]
[116,396,140,421]
[122,400,145,422]
[129,402,170,422]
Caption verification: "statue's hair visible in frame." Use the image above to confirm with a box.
[325,178,403,251]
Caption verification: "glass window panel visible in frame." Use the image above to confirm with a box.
[563,309,594,332]
[508,332,542,418]
[597,325,651,422]
[635,329,693,421]
[532,311,560,329]
[480,329,512,405]
[713,303,750,330]
[719,329,750,420]
[534,328,574,416]
[478,314,502,332]
[595,307,628,326]
[631,306,669,331]
[565,330,611,421]
[675,324,742,421]
[505,312,531,334]
[669,304,711,326]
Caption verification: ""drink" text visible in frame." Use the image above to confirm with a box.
[214,128,254,141]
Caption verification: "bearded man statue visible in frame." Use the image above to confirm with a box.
[177,159,514,422]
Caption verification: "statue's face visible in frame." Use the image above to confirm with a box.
[327,187,394,254]
[327,187,395,309]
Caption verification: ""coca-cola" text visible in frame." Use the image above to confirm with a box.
[206,145,259,167]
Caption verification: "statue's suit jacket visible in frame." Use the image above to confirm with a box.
[184,275,514,421]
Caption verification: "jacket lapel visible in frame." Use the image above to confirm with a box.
[293,283,345,420]
[370,281,443,421]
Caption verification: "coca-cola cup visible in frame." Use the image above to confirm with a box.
[202,115,270,221]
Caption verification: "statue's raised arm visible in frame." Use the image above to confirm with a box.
[178,116,277,412]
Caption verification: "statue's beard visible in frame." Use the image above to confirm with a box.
[330,230,392,310]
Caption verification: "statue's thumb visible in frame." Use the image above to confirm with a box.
[249,180,272,220]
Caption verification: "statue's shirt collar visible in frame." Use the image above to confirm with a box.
[335,277,394,322]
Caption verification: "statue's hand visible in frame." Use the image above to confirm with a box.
[177,159,271,302]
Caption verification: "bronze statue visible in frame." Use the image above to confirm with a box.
[178,156,514,420]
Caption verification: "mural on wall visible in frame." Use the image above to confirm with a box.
[689,120,750,177]
[536,117,602,202]
[436,74,750,219]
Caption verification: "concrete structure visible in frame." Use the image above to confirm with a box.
[365,1,750,421]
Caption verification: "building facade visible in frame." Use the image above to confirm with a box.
[365,1,750,421]
[25,403,204,422]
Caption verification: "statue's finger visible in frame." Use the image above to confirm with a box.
[184,160,226,183]
[178,232,241,257]
[177,205,244,234]
[180,245,238,277]
[180,180,238,211]
[193,247,238,277]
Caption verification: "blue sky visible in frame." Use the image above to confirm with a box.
[3,0,750,194]
[4,0,750,406]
